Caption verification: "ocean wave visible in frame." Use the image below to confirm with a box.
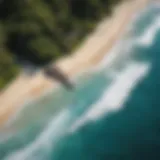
[136,16,160,46]
[3,109,71,160]
[70,61,150,132]
[3,3,159,160]
[95,12,160,74]
[69,5,160,133]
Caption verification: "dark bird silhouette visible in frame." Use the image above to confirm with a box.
[6,33,74,90]
[44,65,74,90]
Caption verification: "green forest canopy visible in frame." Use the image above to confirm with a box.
[0,0,123,89]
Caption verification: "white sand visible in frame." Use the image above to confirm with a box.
[0,0,149,127]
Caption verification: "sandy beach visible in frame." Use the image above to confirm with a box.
[0,0,149,127]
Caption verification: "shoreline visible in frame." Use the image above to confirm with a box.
[0,0,149,127]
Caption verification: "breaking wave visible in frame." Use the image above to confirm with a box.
[2,2,160,160]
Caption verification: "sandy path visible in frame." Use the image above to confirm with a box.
[0,0,149,127]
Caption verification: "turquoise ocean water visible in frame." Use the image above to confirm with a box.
[0,2,160,160]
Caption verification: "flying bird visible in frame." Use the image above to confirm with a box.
[6,33,74,90]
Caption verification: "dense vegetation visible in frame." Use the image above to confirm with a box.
[0,0,122,89]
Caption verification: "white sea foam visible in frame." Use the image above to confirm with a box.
[136,17,160,46]
[4,109,70,160]
[92,14,160,79]
[3,3,159,160]
[97,12,160,71]
[70,61,150,132]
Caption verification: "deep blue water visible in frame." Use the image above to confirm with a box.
[0,2,160,160]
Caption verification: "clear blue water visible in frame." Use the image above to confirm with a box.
[0,3,160,160]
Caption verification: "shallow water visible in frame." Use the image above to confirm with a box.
[0,2,160,160]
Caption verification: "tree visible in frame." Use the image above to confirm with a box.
[0,0,122,89]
